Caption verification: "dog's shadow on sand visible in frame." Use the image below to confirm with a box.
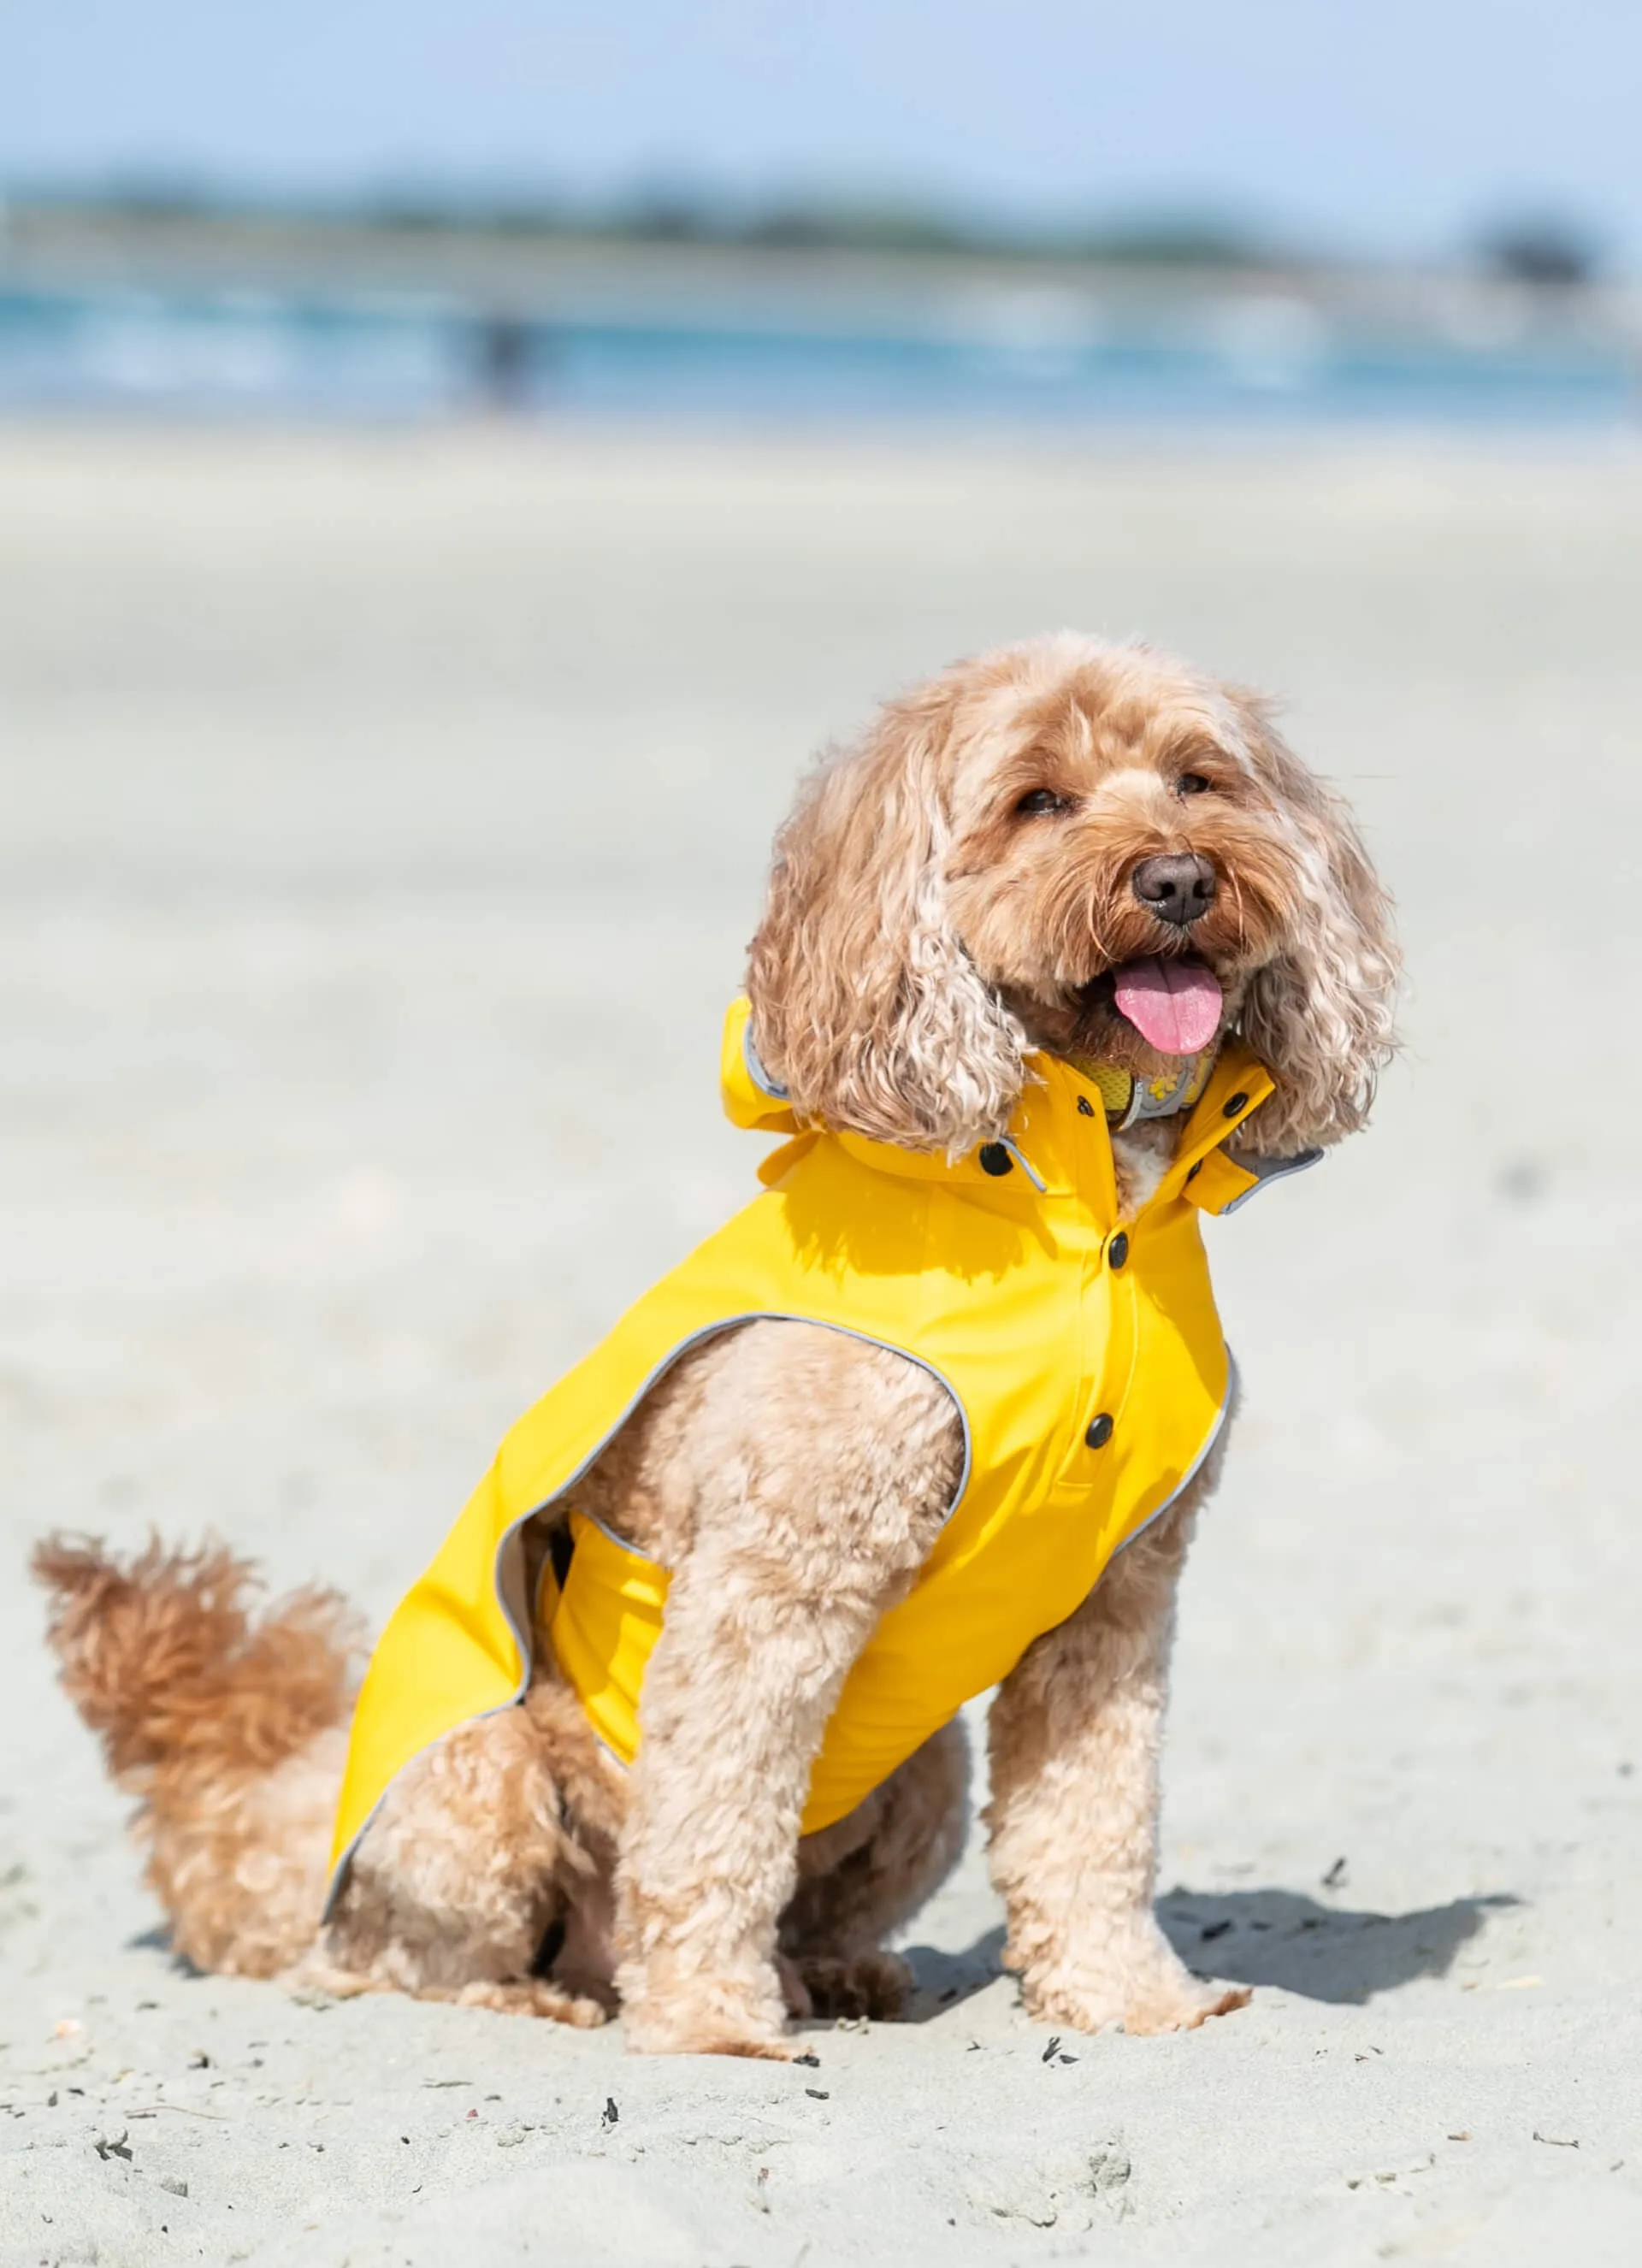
[128,1922,208,1976]
[902,1886,1519,2017]
[1154,1884,1520,2005]
[133,1892,1519,2019]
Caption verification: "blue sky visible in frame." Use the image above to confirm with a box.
[4,1,1639,266]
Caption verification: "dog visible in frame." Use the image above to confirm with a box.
[36,633,1397,2057]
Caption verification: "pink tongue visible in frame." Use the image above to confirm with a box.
[1112,957,1224,1055]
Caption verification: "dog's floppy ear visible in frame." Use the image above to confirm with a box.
[1231,694,1399,1153]
[746,678,1025,1155]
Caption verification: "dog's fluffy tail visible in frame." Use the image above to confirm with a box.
[33,1533,357,1787]
[33,1533,363,1976]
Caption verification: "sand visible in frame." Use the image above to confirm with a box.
[2,421,1640,2265]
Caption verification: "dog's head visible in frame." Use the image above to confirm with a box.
[747,635,1397,1157]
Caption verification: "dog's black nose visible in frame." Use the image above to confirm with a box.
[1131,853,1217,926]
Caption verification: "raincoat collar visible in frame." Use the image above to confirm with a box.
[720,996,1273,1216]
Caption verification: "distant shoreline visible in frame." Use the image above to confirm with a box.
[3,192,1638,316]
[2,198,1636,428]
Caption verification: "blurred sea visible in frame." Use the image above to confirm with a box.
[0,279,1635,427]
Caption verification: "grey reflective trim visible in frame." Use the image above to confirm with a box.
[1108,1347,1241,1562]
[741,1019,790,1102]
[525,1311,972,1571]
[322,1310,972,1916]
[999,1137,1047,1192]
[494,1522,529,1662]
[573,1503,646,1556]
[1218,1148,1323,1214]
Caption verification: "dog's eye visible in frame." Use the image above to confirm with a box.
[1015,788,1069,817]
[1176,772,1212,797]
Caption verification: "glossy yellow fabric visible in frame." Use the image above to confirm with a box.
[329,1001,1273,1883]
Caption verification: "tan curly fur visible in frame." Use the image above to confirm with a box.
[35,634,1395,2055]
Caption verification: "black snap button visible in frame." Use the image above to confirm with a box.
[978,1143,1013,1177]
[1077,1096,1096,1118]
[1186,1159,1203,1181]
[1085,1413,1114,1450]
[1223,1092,1249,1119]
[1107,1230,1130,1270]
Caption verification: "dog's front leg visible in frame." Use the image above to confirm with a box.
[611,1546,899,2057]
[985,1485,1249,2036]
[605,1324,960,2056]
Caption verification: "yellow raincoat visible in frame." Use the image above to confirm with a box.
[329,1000,1300,1893]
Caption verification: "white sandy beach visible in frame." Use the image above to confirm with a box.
[2,422,1640,2265]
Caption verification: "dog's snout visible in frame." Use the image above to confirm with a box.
[1131,852,1217,927]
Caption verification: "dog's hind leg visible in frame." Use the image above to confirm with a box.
[315,1692,615,2028]
[778,1718,970,2020]
[34,1532,611,2023]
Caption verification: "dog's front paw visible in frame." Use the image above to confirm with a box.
[1114,1976,1249,2036]
[454,1977,612,2028]
[1022,1949,1249,2038]
[625,2005,798,2058]
[618,1963,796,2058]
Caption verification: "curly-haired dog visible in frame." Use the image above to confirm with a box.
[38,635,1397,2056]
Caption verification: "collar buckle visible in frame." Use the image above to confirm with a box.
[1072,1051,1214,1130]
